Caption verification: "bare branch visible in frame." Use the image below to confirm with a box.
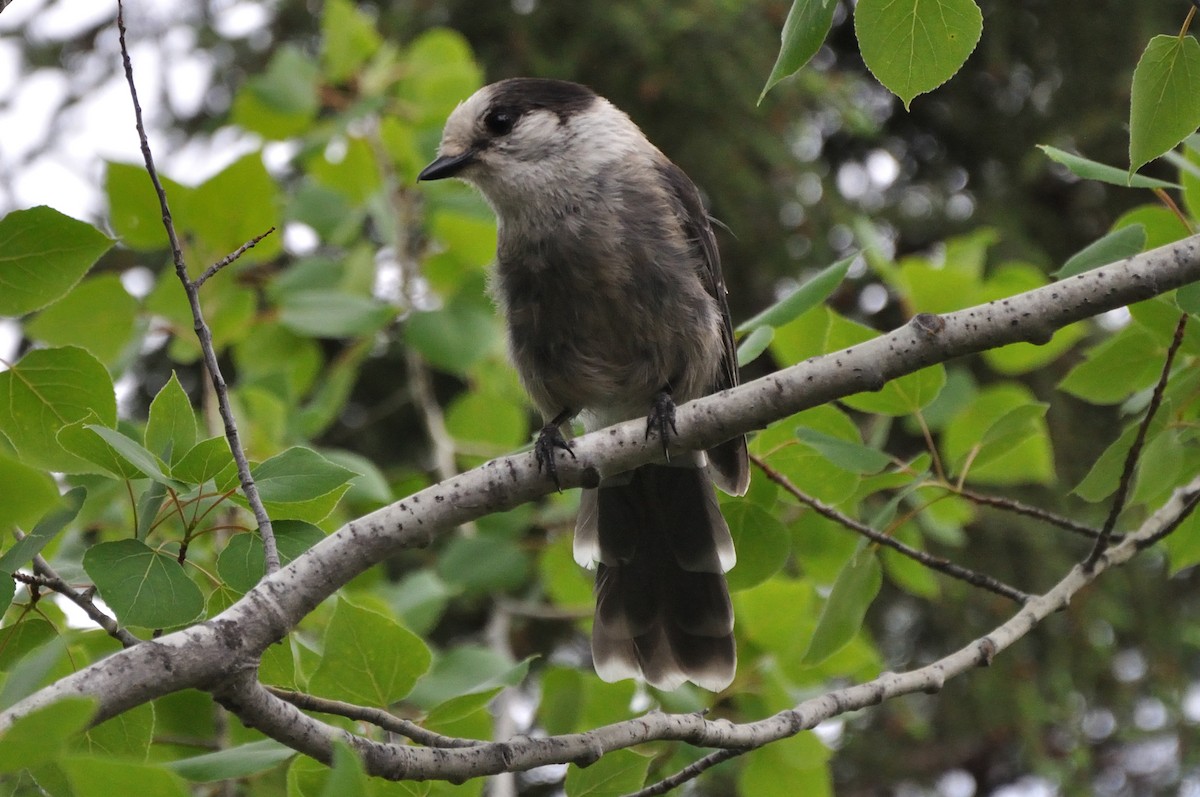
[954,486,1109,541]
[115,1,280,575]
[193,227,277,288]
[205,472,1200,782]
[2,234,1200,784]
[752,454,1031,603]
[13,531,141,648]
[265,687,479,748]
[627,748,744,796]
[1085,313,1188,569]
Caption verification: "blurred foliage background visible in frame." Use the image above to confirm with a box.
[2,0,1200,795]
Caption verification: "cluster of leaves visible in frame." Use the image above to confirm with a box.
[767,0,1200,180]
[0,2,1199,796]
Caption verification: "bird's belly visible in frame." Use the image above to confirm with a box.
[506,300,715,421]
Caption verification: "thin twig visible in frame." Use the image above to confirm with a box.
[13,534,141,648]
[1085,313,1188,570]
[116,1,280,575]
[624,748,744,797]
[265,687,481,748]
[752,454,1031,603]
[955,487,1110,541]
[194,227,277,288]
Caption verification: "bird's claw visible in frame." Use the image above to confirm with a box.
[645,391,678,461]
[535,423,575,491]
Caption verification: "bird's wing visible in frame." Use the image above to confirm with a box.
[656,161,750,495]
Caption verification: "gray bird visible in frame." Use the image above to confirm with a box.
[419,78,749,691]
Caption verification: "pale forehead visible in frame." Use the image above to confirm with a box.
[441,85,497,144]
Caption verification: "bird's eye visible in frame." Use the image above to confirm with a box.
[484,109,517,136]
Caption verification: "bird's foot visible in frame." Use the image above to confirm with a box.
[645,390,679,461]
[535,423,575,491]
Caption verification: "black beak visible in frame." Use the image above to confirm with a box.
[417,150,476,181]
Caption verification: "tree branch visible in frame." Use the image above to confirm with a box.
[2,234,1199,783]
[116,0,280,575]
[752,454,1032,603]
[1085,312,1188,569]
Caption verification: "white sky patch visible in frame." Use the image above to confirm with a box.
[54,592,116,630]
[0,318,21,368]
[212,0,272,40]
[866,148,900,189]
[27,0,115,42]
[1098,306,1131,331]
[0,68,70,164]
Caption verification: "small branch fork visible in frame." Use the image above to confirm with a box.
[116,1,279,575]
[1085,313,1188,570]
[752,454,1031,603]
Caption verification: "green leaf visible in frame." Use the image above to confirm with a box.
[105,161,190,251]
[1038,146,1181,189]
[882,525,941,599]
[855,0,982,108]
[1131,428,1186,507]
[724,502,791,591]
[738,256,853,333]
[943,384,1053,485]
[25,275,140,366]
[753,407,860,504]
[252,446,357,504]
[795,427,893,473]
[1055,224,1147,278]
[444,391,527,451]
[79,702,155,759]
[82,539,205,628]
[0,486,85,576]
[308,598,432,705]
[0,451,58,539]
[176,153,280,266]
[0,635,70,713]
[0,346,117,473]
[322,0,383,83]
[278,291,395,339]
[57,417,143,479]
[0,206,113,315]
[61,756,190,797]
[564,749,651,797]
[320,742,368,797]
[406,646,529,709]
[164,739,295,781]
[761,0,839,101]
[85,425,180,486]
[801,548,882,665]
[1058,325,1163,405]
[842,364,946,416]
[146,373,197,464]
[1183,139,1200,220]
[396,28,484,128]
[1163,508,1200,575]
[437,535,530,595]
[951,402,1049,474]
[172,436,236,484]
[0,698,97,772]
[739,732,832,797]
[216,521,325,592]
[1129,34,1200,173]
[405,300,502,375]
[1114,203,1192,250]
[232,45,319,139]
[736,325,774,367]
[1073,419,1157,503]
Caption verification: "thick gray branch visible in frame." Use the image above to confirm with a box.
[1,234,1198,778]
